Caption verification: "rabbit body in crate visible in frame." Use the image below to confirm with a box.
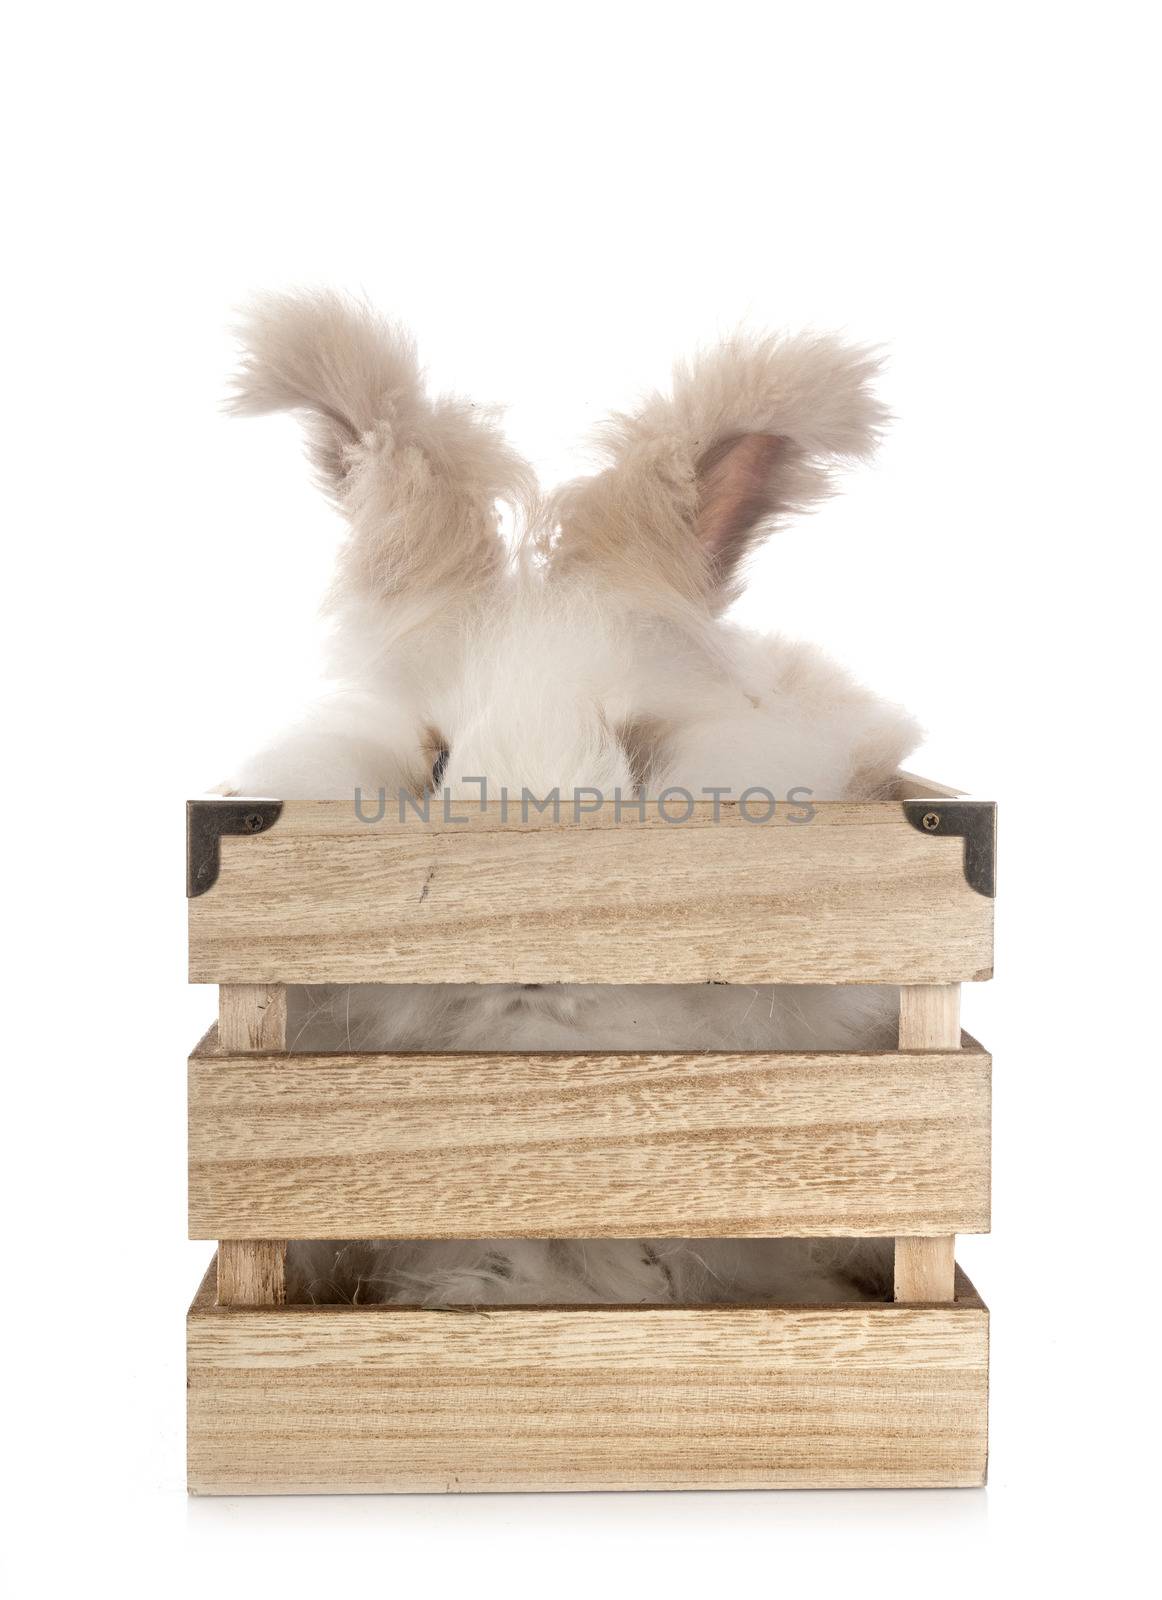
[226,293,918,1306]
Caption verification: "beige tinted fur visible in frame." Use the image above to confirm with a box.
[550,332,886,612]
[230,292,536,640]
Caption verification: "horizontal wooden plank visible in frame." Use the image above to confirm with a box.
[188,1032,991,1239]
[187,1262,988,1492]
[188,799,994,985]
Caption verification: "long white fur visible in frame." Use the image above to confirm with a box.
[226,292,921,1308]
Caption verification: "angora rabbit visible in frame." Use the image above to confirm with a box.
[222,292,920,1308]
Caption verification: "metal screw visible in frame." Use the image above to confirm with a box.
[242,812,264,832]
[922,811,941,831]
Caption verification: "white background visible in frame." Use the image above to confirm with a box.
[3,2,1159,1594]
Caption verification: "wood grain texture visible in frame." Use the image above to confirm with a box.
[895,985,962,1301]
[188,800,994,986]
[188,1032,992,1239]
[218,984,286,1051]
[899,984,962,1050]
[214,988,288,1306]
[216,1239,286,1306]
[187,1260,989,1494]
[894,1237,958,1302]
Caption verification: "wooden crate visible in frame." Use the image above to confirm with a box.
[186,782,995,1494]
[188,1261,988,1494]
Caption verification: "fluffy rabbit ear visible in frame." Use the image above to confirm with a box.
[229,292,534,630]
[550,334,886,613]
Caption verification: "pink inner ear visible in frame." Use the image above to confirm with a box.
[696,433,785,567]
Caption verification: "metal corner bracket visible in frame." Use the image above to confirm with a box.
[902,800,997,898]
[186,798,283,897]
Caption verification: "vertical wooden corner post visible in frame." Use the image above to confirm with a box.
[894,984,960,1302]
[216,984,288,1307]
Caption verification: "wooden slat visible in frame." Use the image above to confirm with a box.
[894,1237,958,1301]
[895,983,963,1302]
[218,984,286,1051]
[188,1032,991,1239]
[187,1262,989,1493]
[214,987,287,1306]
[898,983,962,1048]
[216,1239,286,1306]
[188,800,994,986]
